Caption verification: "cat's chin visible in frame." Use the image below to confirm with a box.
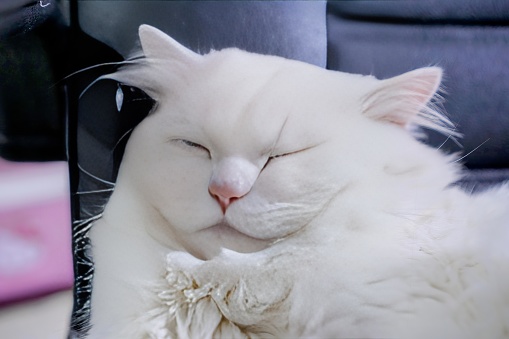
[186,221,273,260]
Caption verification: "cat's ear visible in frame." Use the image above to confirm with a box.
[362,67,454,134]
[138,24,200,62]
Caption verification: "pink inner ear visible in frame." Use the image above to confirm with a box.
[385,110,411,128]
[363,67,442,129]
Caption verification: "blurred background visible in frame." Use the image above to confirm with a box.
[1,1,73,337]
[0,159,73,338]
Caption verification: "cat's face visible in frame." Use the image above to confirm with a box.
[107,25,450,258]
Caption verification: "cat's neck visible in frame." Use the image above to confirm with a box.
[88,182,174,336]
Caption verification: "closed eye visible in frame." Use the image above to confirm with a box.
[171,139,211,157]
[264,149,301,170]
[269,152,292,160]
[269,146,314,160]
[265,143,322,168]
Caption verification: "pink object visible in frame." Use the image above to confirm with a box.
[0,159,73,305]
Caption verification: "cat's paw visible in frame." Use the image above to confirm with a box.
[165,250,203,269]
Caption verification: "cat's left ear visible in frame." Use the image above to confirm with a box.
[138,24,200,62]
[362,67,444,129]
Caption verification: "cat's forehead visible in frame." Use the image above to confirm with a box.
[200,49,349,90]
[163,49,373,118]
[141,48,378,153]
[147,47,370,95]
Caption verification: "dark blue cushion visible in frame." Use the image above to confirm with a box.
[327,2,509,171]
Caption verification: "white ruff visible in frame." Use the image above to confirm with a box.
[139,252,291,338]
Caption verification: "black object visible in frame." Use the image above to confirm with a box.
[0,0,124,161]
[0,0,67,160]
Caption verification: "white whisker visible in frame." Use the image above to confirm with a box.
[78,163,115,186]
[454,139,490,163]
[76,188,115,195]
[112,128,134,152]
[436,135,451,150]
[73,214,103,228]
[78,75,108,99]
[59,59,143,84]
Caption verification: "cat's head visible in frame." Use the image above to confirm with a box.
[105,25,458,258]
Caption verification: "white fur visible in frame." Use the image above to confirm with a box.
[88,25,509,338]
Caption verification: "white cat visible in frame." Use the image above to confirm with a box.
[87,25,509,338]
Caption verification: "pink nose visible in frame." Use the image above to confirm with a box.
[208,182,246,213]
[208,157,259,213]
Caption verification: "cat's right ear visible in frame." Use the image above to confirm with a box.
[138,25,200,62]
[362,67,458,136]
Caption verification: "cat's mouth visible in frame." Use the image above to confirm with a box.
[194,220,273,258]
[208,220,267,241]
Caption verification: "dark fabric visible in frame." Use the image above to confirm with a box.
[329,0,509,23]
[77,0,327,67]
[0,0,67,161]
[0,1,131,162]
[327,9,509,170]
[0,0,58,38]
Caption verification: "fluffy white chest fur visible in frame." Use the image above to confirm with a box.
[87,25,509,338]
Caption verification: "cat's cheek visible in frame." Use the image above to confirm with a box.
[144,178,221,233]
[225,186,316,240]
[226,197,310,240]
[138,195,223,254]
[124,150,222,236]
[225,156,343,240]
[164,198,221,231]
